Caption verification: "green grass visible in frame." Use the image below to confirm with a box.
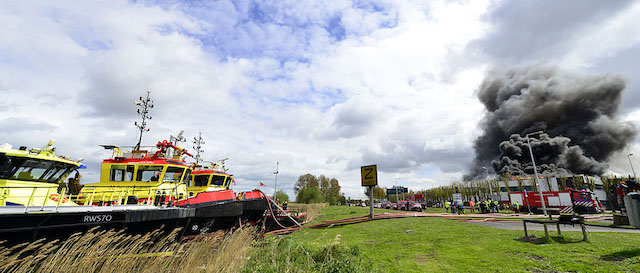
[245,206,640,272]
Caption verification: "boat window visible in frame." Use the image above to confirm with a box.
[182,169,192,184]
[110,165,135,181]
[0,153,13,177]
[10,159,52,181]
[164,167,186,182]
[193,175,209,187]
[0,156,76,182]
[136,165,164,182]
[211,175,226,186]
[225,176,234,187]
[42,165,72,182]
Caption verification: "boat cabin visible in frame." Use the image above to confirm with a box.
[76,141,192,205]
[188,169,234,196]
[0,141,82,206]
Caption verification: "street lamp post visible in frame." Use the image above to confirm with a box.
[395,178,400,204]
[526,131,547,216]
[628,154,636,178]
[482,167,493,199]
[273,162,279,198]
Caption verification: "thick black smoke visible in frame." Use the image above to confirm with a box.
[465,66,637,180]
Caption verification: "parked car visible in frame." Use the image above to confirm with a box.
[391,203,398,210]
[409,202,423,212]
[398,200,408,210]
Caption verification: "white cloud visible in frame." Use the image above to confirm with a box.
[1,0,638,200]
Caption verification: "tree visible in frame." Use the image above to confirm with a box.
[294,173,343,205]
[364,186,386,200]
[296,186,323,204]
[274,190,289,203]
[320,175,330,201]
[294,174,319,194]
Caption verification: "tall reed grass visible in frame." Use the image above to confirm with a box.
[288,203,327,224]
[0,226,256,273]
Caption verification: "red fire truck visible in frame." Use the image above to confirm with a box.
[509,189,603,214]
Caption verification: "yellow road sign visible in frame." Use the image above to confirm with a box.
[361,165,378,186]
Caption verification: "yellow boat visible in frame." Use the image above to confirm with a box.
[0,140,83,206]
[75,140,192,205]
[187,160,234,196]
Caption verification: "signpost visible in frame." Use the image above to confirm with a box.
[361,165,378,219]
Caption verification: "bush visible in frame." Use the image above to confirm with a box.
[244,236,376,273]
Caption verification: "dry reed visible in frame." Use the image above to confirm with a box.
[288,203,326,224]
[0,226,257,273]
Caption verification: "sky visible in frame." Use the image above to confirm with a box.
[1,0,640,199]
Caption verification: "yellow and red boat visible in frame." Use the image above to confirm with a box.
[74,140,192,206]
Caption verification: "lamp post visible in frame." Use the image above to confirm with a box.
[628,154,636,178]
[395,178,400,204]
[482,167,493,199]
[273,162,279,198]
[526,131,547,216]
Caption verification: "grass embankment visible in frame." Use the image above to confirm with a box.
[244,205,640,272]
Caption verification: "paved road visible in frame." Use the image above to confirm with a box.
[460,219,640,233]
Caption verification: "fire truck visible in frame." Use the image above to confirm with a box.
[509,189,603,214]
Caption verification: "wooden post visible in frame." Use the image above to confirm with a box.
[543,224,549,240]
[581,224,588,241]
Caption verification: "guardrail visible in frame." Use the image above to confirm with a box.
[0,184,186,213]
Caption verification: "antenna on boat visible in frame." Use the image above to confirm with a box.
[134,89,154,150]
[192,132,205,166]
[170,130,186,145]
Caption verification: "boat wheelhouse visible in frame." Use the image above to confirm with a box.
[75,140,192,205]
[0,140,83,207]
[187,161,234,196]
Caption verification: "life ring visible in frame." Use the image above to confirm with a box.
[49,193,69,203]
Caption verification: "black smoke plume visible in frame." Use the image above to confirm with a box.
[465,66,637,180]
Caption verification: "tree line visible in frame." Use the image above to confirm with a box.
[294,174,346,205]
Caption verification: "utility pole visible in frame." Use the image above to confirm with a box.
[482,167,493,199]
[273,162,279,198]
[526,131,547,216]
[628,154,636,178]
[134,90,154,150]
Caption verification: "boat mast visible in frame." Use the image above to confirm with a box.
[134,90,154,150]
[192,132,205,166]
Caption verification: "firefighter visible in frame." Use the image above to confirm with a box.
[283,200,288,211]
[444,201,450,213]
[494,200,500,213]
[479,200,487,214]
[513,201,520,213]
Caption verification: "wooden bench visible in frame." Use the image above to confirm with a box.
[522,208,588,241]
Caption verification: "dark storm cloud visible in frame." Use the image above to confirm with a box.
[466,65,637,179]
[477,0,633,60]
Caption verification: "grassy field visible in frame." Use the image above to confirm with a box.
[244,205,640,272]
